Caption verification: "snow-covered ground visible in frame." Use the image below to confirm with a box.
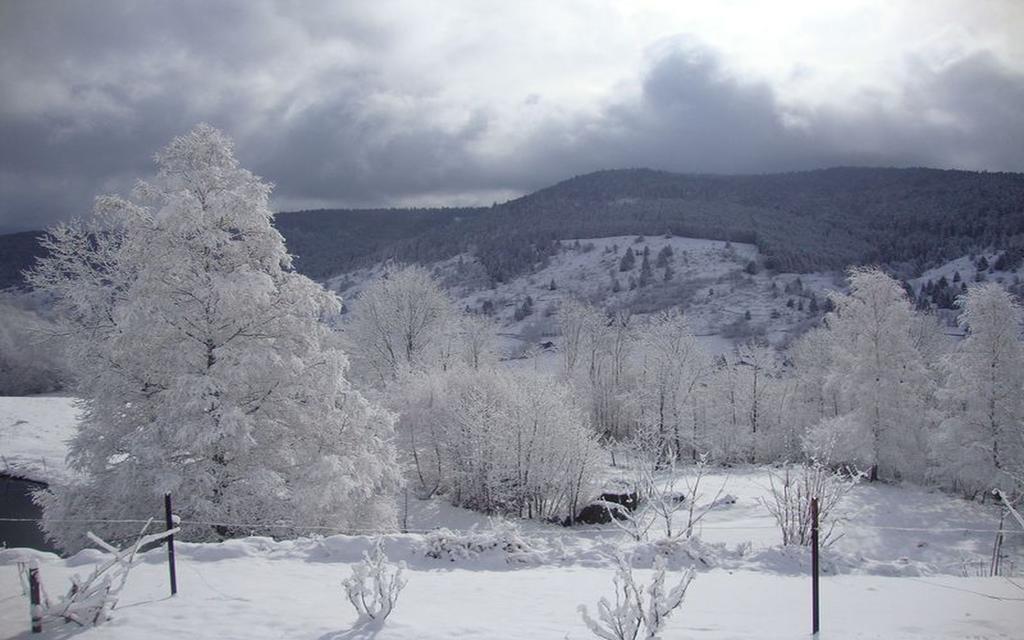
[912,252,1024,291]
[2,395,1023,637]
[0,395,78,484]
[3,540,1023,640]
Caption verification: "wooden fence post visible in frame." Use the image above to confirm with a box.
[29,558,42,633]
[165,492,178,596]
[811,496,820,636]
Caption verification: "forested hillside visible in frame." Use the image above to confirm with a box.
[3,167,1023,289]
[435,167,1024,281]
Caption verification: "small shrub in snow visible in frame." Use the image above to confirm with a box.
[760,461,860,546]
[342,538,407,624]
[420,519,539,563]
[611,448,727,542]
[578,554,694,640]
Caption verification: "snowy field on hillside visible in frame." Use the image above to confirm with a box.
[2,395,1023,638]
[327,235,844,358]
[0,396,78,484]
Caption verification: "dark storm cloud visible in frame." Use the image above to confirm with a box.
[502,41,1024,184]
[1,2,1022,233]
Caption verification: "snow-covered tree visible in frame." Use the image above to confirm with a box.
[934,284,1024,496]
[557,301,638,446]
[787,326,840,440]
[804,268,935,482]
[703,360,747,463]
[28,125,402,551]
[731,341,780,462]
[345,265,456,385]
[633,309,710,462]
[558,298,604,378]
[455,313,498,371]
[395,365,599,520]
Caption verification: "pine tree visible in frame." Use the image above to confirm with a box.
[619,247,636,272]
[655,245,673,268]
[639,250,654,287]
[28,126,401,551]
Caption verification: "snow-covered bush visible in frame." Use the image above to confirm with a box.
[420,519,541,563]
[396,365,600,521]
[342,538,407,624]
[28,125,402,552]
[578,554,694,640]
[760,461,860,547]
[611,437,726,542]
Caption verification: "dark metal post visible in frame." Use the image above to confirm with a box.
[165,492,178,596]
[29,559,42,633]
[811,496,820,635]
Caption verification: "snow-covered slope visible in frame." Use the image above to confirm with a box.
[329,235,843,356]
[913,251,1024,290]
[0,395,78,483]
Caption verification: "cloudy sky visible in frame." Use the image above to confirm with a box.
[1,0,1023,232]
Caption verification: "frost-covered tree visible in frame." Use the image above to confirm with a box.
[457,313,498,371]
[804,268,935,482]
[732,341,780,462]
[634,309,710,462]
[558,298,604,378]
[345,265,456,385]
[934,284,1024,496]
[395,365,598,520]
[28,125,401,551]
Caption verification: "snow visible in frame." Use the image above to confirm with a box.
[0,395,78,483]
[2,395,1022,637]
[913,252,1023,290]
[328,235,845,359]
[2,539,1022,639]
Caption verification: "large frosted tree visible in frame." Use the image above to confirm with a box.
[804,268,935,481]
[28,125,401,551]
[934,284,1024,495]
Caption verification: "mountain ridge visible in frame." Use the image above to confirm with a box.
[2,166,1023,290]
